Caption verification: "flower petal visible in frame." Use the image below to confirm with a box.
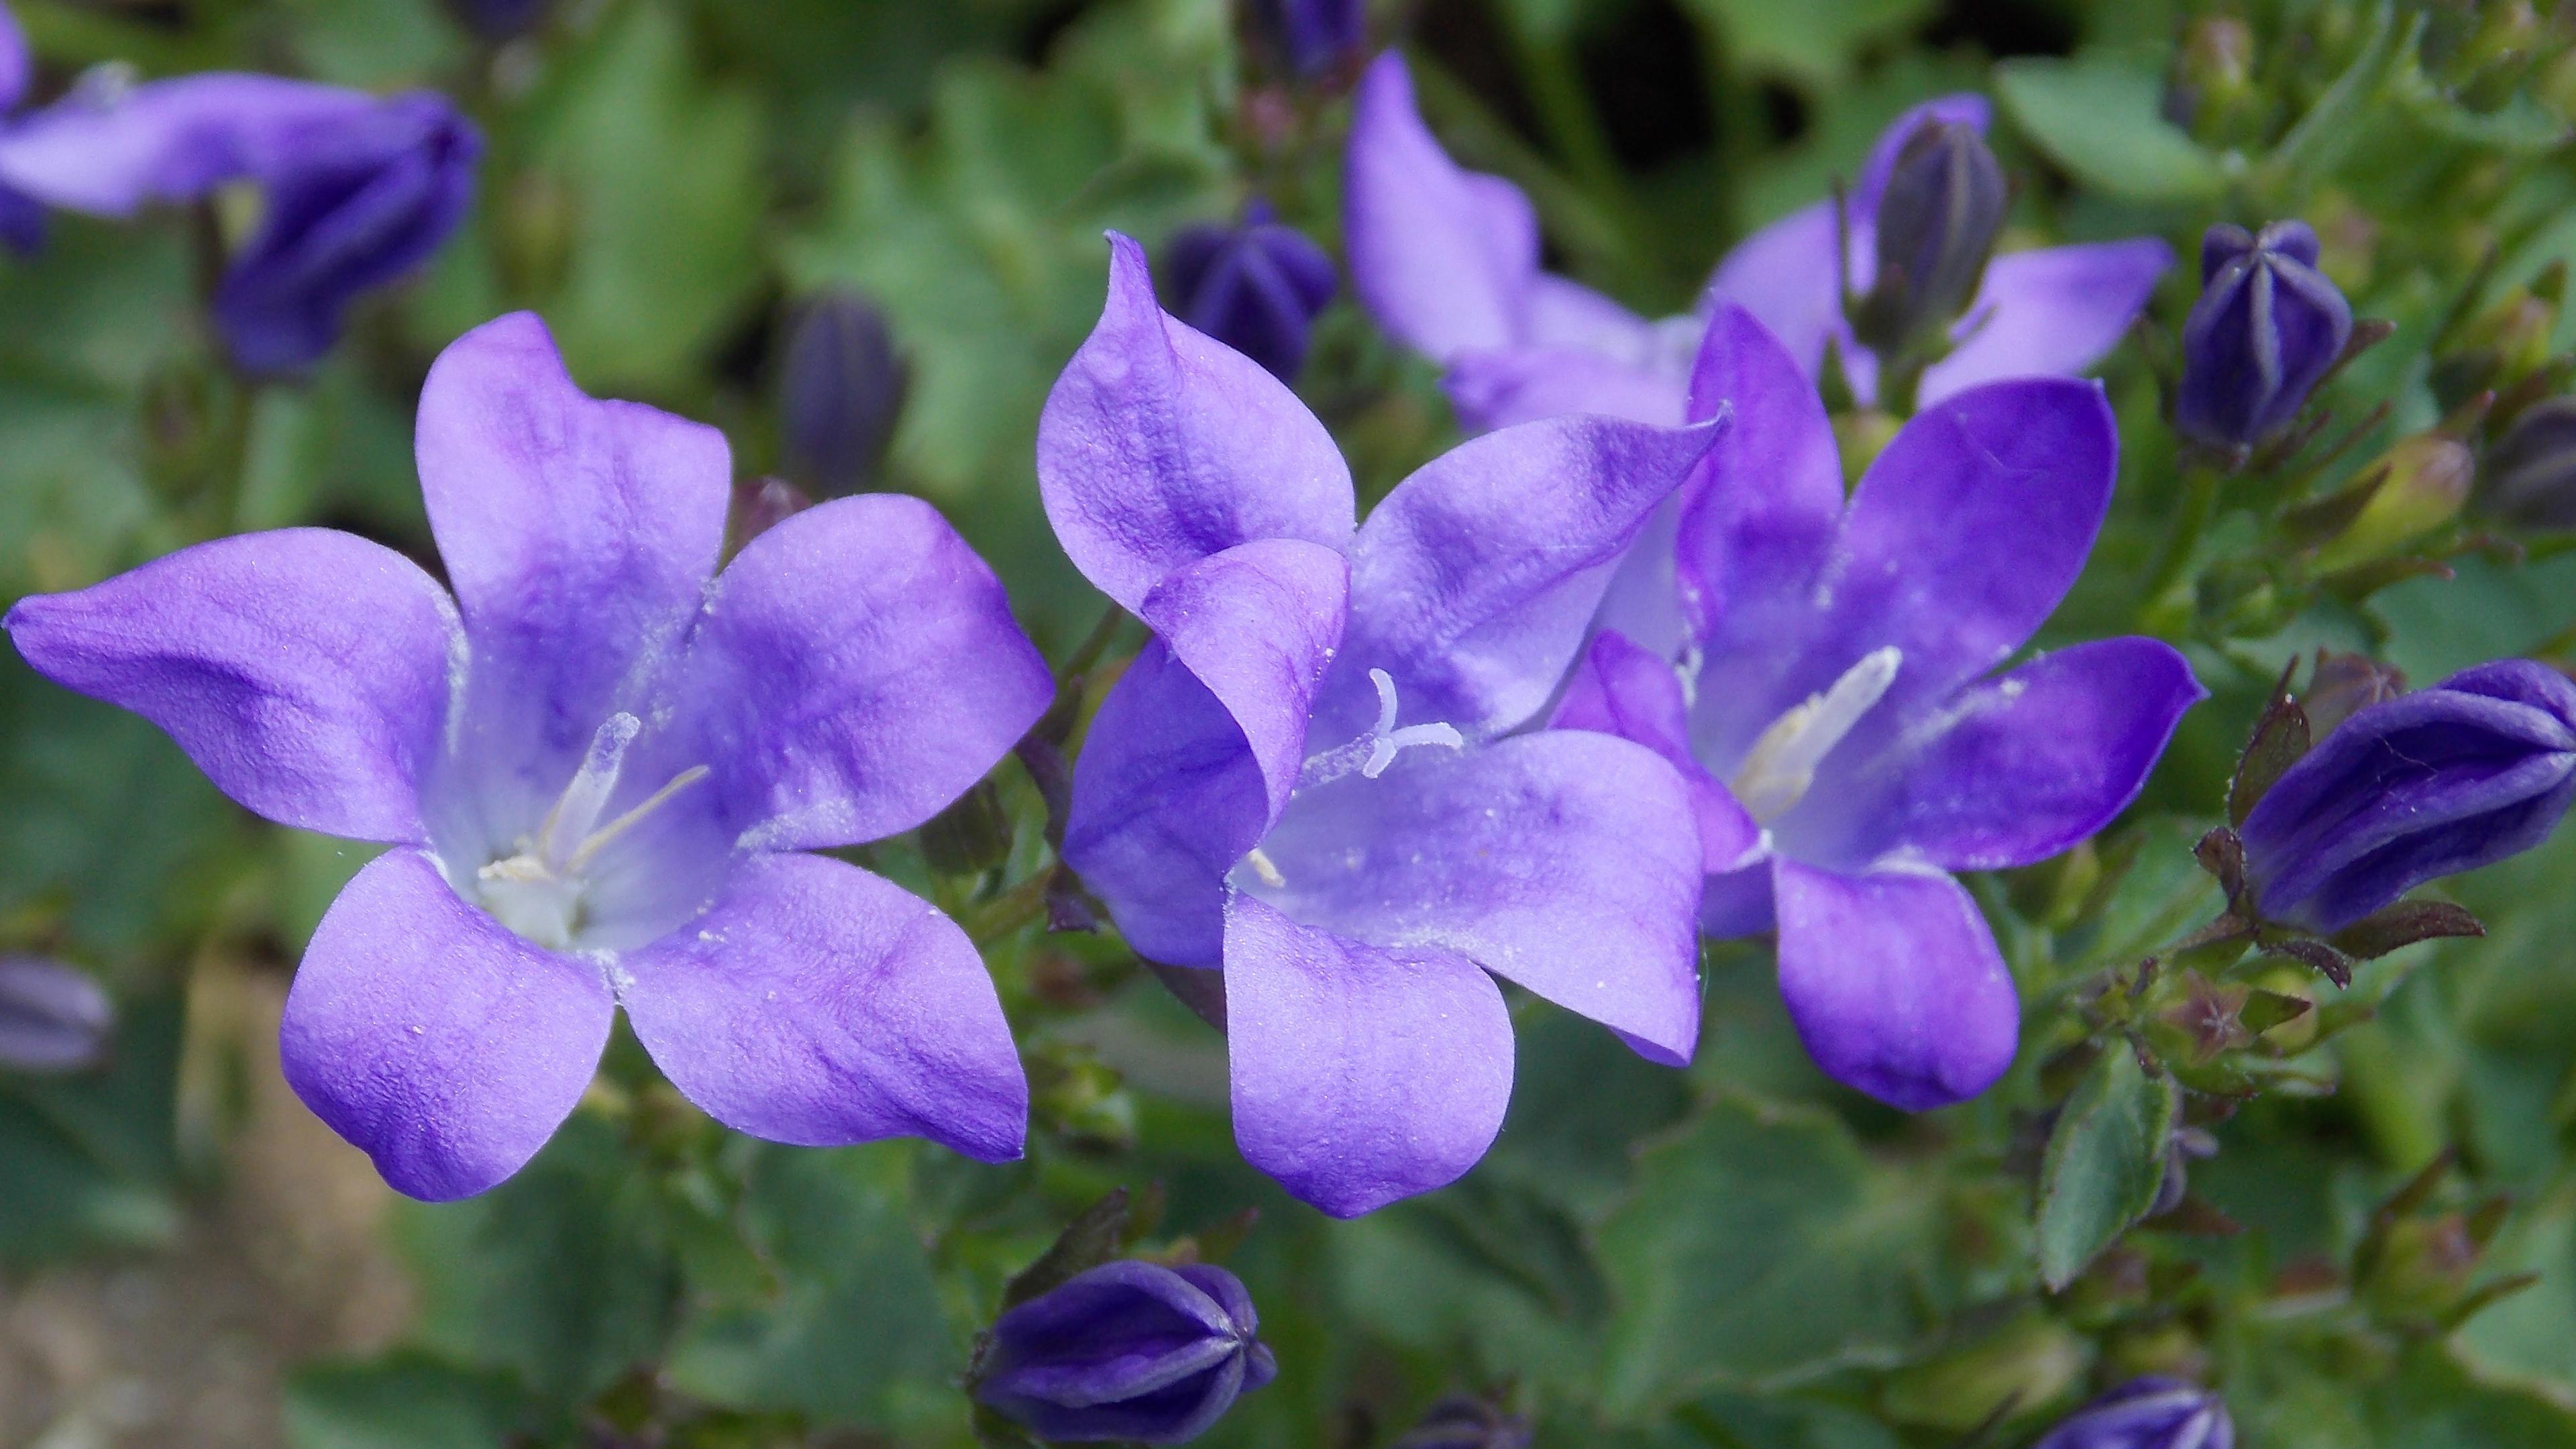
[1038,233,1354,612]
[1343,52,1538,361]
[1771,858,2018,1110]
[1919,239,2174,403]
[675,493,1053,851]
[1241,731,1705,1063]
[1553,630,1763,874]
[5,529,459,842]
[619,851,1026,1162]
[1442,345,1687,433]
[1140,538,1350,823]
[0,75,386,212]
[1224,894,1513,1216]
[0,3,29,114]
[279,848,611,1200]
[1705,201,1843,377]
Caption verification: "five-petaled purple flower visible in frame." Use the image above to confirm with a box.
[975,1260,1274,1445]
[2174,221,2353,453]
[1162,201,1338,383]
[2031,1377,2234,1449]
[0,56,478,373]
[1042,235,1719,1216]
[1554,303,2203,1110]
[5,313,1053,1199]
[2240,660,2576,933]
[1342,53,2172,431]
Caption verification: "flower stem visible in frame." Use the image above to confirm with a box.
[2141,464,2222,635]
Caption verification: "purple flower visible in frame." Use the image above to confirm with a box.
[0,3,42,253]
[444,0,549,41]
[2031,1378,2233,1449]
[1161,202,1338,382]
[1042,236,1719,1215]
[2174,221,2353,452]
[974,1260,1274,1445]
[5,313,1054,1199]
[0,72,479,372]
[1554,304,2203,1110]
[1248,0,1364,78]
[1392,1396,1532,1448]
[0,956,113,1074]
[1343,53,2173,431]
[2239,661,2576,933]
[2479,395,2576,530]
[1847,118,2007,360]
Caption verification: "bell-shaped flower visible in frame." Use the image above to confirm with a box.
[5,313,1054,1199]
[1343,52,2171,430]
[1042,236,1720,1215]
[2031,1377,2233,1449]
[2239,660,2576,933]
[0,68,478,372]
[2174,221,2352,453]
[1161,201,1338,382]
[1554,303,2202,1110]
[974,1260,1274,1444]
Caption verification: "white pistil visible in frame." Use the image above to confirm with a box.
[1729,647,1901,824]
[475,712,710,949]
[1296,669,1464,792]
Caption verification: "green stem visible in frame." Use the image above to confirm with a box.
[2141,464,2222,634]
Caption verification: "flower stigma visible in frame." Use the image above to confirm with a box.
[1729,647,1901,823]
[475,711,710,949]
[1295,668,1463,791]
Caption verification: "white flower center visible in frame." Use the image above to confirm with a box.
[475,712,709,950]
[1729,647,1901,824]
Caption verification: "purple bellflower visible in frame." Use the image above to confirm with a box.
[974,1260,1275,1445]
[1554,303,2203,1110]
[0,68,478,372]
[2239,661,2576,933]
[0,3,44,252]
[2031,1377,2234,1449]
[1161,201,1338,383]
[5,313,1054,1200]
[2174,221,2353,453]
[1343,52,2172,431]
[1042,235,1719,1216]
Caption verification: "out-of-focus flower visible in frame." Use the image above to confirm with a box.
[1042,236,1717,1215]
[1343,53,2169,430]
[2311,433,2473,572]
[0,956,113,1073]
[1391,1395,1532,1448]
[443,0,549,42]
[777,290,907,496]
[2175,221,2353,453]
[2481,394,2576,529]
[1847,119,2008,362]
[1161,202,1337,382]
[2031,1378,2233,1449]
[0,2,43,252]
[1554,303,2201,1110]
[1248,0,1364,78]
[2239,660,2576,933]
[5,313,1053,1200]
[975,1260,1274,1445]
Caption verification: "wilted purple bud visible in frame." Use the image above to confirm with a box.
[777,290,907,497]
[975,1260,1275,1444]
[1393,1395,1532,1449]
[2240,660,2576,932]
[2482,395,2576,530]
[1850,119,2007,357]
[0,956,114,1074]
[1248,0,1365,78]
[1161,202,1337,382]
[443,0,550,41]
[2032,1378,2233,1449]
[2175,221,2353,451]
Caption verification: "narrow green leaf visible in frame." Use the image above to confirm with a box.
[2034,1047,2178,1290]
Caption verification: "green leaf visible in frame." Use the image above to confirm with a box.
[2034,1046,2178,1290]
[0,997,186,1265]
[1996,53,2229,201]
[1678,0,1933,88]
[283,1352,526,1449]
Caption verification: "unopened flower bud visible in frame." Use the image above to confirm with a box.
[777,290,908,497]
[0,956,114,1074]
[1881,1311,2090,1432]
[2313,434,2473,572]
[1162,202,1338,382]
[1248,0,1365,79]
[975,1260,1273,1444]
[1851,119,2007,358]
[2031,1378,2234,1449]
[443,0,549,41]
[2176,221,2353,451]
[2171,17,2256,133]
[1393,1395,1532,1448]
[727,476,810,551]
[2482,395,2576,529]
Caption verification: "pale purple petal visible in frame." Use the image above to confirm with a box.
[619,852,1026,1162]
[1344,51,1538,360]
[1771,859,2017,1110]
[4,529,459,843]
[1443,346,1687,432]
[1590,493,1690,659]
[1240,731,1705,1063]
[280,848,612,1200]
[1140,538,1350,823]
[0,75,384,213]
[1038,233,1355,612]
[1554,630,1762,873]
[1522,275,1664,356]
[1919,239,2174,403]
[1705,201,1843,376]
[0,3,28,114]
[1224,894,1513,1216]
[671,494,1054,851]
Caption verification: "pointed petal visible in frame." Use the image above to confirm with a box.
[1140,538,1350,822]
[1442,345,1688,432]
[1224,895,1513,1216]
[5,529,458,842]
[280,848,611,1200]
[1553,630,1762,873]
[0,76,383,212]
[1705,201,1843,377]
[621,852,1026,1162]
[1038,233,1355,613]
[1772,859,2018,1110]
[1343,52,1538,361]
[1919,239,2174,403]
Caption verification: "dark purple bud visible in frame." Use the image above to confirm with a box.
[0,185,43,255]
[2175,221,2353,451]
[212,92,480,375]
[2240,659,2576,933]
[975,1260,1275,1445]
[1161,201,1337,382]
[1851,119,2007,357]
[0,956,114,1074]
[1393,1395,1532,1449]
[777,290,908,497]
[2482,395,2576,530]
[2032,1378,2233,1449]
[1248,0,1366,78]
[443,0,551,41]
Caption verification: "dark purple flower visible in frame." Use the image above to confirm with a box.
[0,3,41,254]
[975,1260,1274,1445]
[2239,661,2576,933]
[1344,55,2170,430]
[777,289,907,496]
[1248,0,1364,78]
[1849,119,2008,358]
[1161,203,1337,382]
[1042,236,1719,1215]
[0,956,113,1074]
[2482,395,2576,530]
[0,75,480,372]
[2031,1377,2233,1449]
[444,0,549,42]
[1392,1395,1532,1448]
[5,313,1053,1199]
[1554,304,2203,1110]
[2175,221,2353,451]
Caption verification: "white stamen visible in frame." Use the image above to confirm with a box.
[1729,647,1901,823]
[1244,847,1287,889]
[1297,668,1464,790]
[535,713,641,870]
[474,713,710,950]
